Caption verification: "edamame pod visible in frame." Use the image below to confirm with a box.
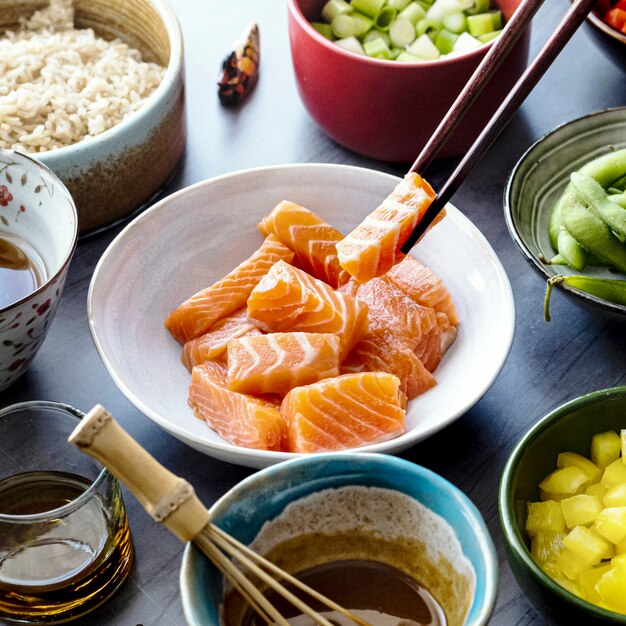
[570,172,626,239]
[549,148,626,251]
[544,274,626,321]
[557,227,588,271]
[561,195,626,273]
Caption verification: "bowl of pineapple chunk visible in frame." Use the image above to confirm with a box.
[500,386,626,624]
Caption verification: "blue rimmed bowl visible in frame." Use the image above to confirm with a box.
[180,454,497,626]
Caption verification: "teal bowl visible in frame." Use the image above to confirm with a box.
[180,454,497,626]
[504,107,626,320]
[500,386,626,624]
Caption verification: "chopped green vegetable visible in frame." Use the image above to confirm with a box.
[407,33,440,59]
[311,22,334,39]
[398,1,426,23]
[389,17,416,46]
[396,51,422,61]
[375,6,398,29]
[442,11,467,33]
[351,0,386,18]
[435,29,458,53]
[364,37,392,57]
[331,14,357,38]
[322,0,352,22]
[478,29,501,43]
[334,36,366,54]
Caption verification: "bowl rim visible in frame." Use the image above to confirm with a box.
[87,162,515,466]
[499,385,626,622]
[0,149,78,314]
[180,452,499,626]
[0,400,109,523]
[22,0,183,163]
[503,105,626,317]
[287,0,516,68]
[586,8,626,45]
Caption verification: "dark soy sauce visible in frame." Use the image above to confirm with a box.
[239,559,447,626]
[0,235,46,308]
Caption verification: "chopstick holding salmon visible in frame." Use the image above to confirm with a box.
[336,173,440,284]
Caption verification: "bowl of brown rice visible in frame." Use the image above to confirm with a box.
[0,0,185,233]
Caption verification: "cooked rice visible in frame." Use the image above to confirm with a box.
[0,0,166,153]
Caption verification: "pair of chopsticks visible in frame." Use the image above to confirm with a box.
[401,0,598,254]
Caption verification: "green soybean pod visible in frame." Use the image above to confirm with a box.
[561,195,626,273]
[570,172,626,239]
[557,227,588,272]
[544,274,626,321]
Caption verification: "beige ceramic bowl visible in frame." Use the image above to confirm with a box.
[0,0,185,234]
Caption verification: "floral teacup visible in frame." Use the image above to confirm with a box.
[0,149,78,391]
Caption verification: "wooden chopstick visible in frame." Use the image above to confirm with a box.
[401,0,598,255]
[410,0,546,175]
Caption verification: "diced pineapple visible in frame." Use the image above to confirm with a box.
[531,531,566,565]
[542,562,583,597]
[611,553,626,569]
[563,526,612,565]
[526,500,566,537]
[578,564,611,603]
[601,459,626,489]
[615,537,626,555]
[561,494,602,528]
[596,566,626,612]
[592,431,621,470]
[539,466,589,497]
[585,483,608,500]
[558,452,602,483]
[594,507,626,544]
[622,430,626,464]
[556,546,589,580]
[603,483,626,507]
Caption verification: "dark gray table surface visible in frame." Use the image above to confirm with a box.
[1,1,625,624]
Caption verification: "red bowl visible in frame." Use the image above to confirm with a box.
[287,0,530,162]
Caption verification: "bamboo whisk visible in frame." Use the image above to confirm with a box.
[69,405,371,626]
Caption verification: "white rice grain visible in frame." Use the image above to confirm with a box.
[0,0,166,152]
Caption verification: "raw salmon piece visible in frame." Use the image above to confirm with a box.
[188,361,286,451]
[387,255,459,325]
[336,173,438,283]
[414,323,442,373]
[247,261,369,358]
[165,234,294,344]
[258,201,350,288]
[181,309,261,371]
[281,372,405,453]
[355,276,437,350]
[226,332,340,395]
[342,329,436,399]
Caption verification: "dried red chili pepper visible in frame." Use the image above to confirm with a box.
[217,23,260,105]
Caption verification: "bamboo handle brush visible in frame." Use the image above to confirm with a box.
[68,405,371,626]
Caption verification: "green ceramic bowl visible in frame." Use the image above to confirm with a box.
[500,386,626,624]
[504,107,626,320]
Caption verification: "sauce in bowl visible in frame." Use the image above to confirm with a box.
[0,235,46,309]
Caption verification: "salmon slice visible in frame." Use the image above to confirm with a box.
[387,255,459,325]
[258,201,350,288]
[355,276,437,350]
[414,323,442,373]
[165,234,294,344]
[247,260,369,358]
[342,329,436,399]
[336,173,438,283]
[181,309,261,371]
[188,361,286,451]
[281,372,405,453]
[226,332,340,395]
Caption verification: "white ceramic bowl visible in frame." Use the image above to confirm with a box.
[0,149,78,390]
[88,164,515,468]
